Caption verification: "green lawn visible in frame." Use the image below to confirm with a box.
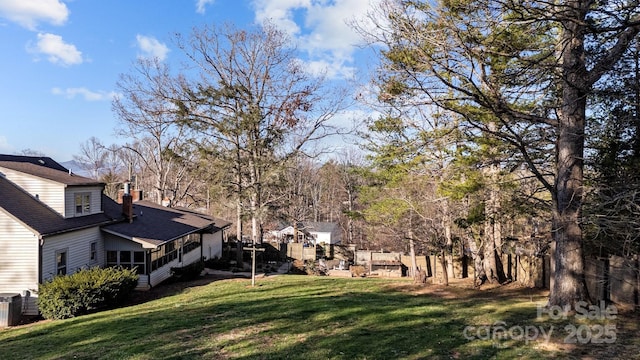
[0,275,636,359]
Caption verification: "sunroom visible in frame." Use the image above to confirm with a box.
[101,200,230,289]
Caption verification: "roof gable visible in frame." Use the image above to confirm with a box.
[0,155,68,172]
[0,176,122,236]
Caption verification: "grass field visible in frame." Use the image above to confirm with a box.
[0,275,637,359]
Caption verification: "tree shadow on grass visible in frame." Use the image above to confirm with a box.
[0,275,562,360]
[4,275,634,359]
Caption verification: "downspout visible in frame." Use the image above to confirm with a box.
[146,250,152,288]
[38,235,44,284]
[200,233,204,260]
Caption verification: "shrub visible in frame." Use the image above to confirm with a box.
[171,260,205,281]
[204,256,230,270]
[38,266,138,320]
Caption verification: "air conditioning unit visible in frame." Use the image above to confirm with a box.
[0,293,22,327]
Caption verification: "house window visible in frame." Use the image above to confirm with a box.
[75,193,91,215]
[90,242,97,261]
[183,233,201,254]
[151,240,180,271]
[56,250,67,275]
[106,250,146,274]
[120,251,132,269]
[106,250,118,265]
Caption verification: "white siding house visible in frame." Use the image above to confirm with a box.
[307,223,342,245]
[0,155,231,317]
[272,222,342,245]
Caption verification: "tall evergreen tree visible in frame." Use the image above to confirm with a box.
[358,0,640,306]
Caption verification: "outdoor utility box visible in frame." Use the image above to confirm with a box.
[0,293,22,327]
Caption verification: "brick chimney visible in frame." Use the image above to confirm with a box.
[122,181,133,223]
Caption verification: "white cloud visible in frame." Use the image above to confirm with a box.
[32,32,83,66]
[0,0,68,30]
[195,0,215,14]
[253,0,308,35]
[136,34,169,61]
[303,58,356,79]
[51,87,118,101]
[252,0,379,80]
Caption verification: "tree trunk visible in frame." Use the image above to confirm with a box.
[482,225,499,284]
[408,216,418,279]
[251,196,259,245]
[549,108,590,305]
[347,189,355,244]
[409,237,418,280]
[468,237,486,285]
[479,122,507,284]
[483,219,507,283]
[445,226,454,279]
[440,249,449,286]
[235,147,244,265]
[549,5,590,307]
[236,194,243,265]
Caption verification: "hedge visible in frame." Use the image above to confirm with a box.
[38,266,139,320]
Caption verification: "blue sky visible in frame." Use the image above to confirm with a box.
[0,0,378,161]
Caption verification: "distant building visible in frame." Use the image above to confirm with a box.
[270,221,342,245]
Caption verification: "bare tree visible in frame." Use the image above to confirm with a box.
[74,137,107,179]
[175,22,350,250]
[113,57,196,206]
[17,149,46,157]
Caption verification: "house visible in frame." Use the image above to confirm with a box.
[271,222,342,245]
[0,155,230,315]
[305,222,342,245]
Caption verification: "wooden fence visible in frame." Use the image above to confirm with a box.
[285,242,638,307]
[353,249,550,287]
[584,255,639,307]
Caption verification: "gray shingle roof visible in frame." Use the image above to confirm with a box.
[102,200,231,248]
[0,176,123,237]
[0,155,68,172]
[304,221,339,233]
[0,155,103,186]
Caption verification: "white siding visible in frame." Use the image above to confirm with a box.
[41,227,103,282]
[103,233,144,251]
[203,232,223,259]
[0,211,40,316]
[64,186,104,218]
[311,232,332,244]
[182,246,201,267]
[136,276,150,290]
[92,234,104,268]
[146,234,212,288]
[310,226,342,244]
[0,168,65,216]
[149,257,179,287]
